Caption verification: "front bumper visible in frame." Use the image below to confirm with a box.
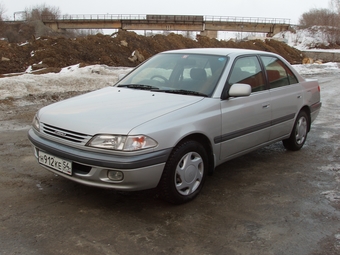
[28,129,171,190]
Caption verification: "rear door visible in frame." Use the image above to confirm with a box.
[260,56,303,140]
[219,55,271,159]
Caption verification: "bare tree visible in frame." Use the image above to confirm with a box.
[299,8,338,27]
[0,2,6,21]
[329,0,340,14]
[298,6,340,45]
[330,0,340,44]
[25,4,60,21]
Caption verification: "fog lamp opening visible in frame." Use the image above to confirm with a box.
[108,170,124,181]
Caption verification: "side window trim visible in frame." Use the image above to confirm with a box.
[226,55,266,93]
[259,55,299,89]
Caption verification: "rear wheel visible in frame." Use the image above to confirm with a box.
[159,140,208,204]
[283,111,309,151]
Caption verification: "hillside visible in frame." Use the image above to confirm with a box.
[0,29,305,75]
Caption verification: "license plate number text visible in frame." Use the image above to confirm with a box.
[38,151,72,175]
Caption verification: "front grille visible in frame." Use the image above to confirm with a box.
[41,123,92,144]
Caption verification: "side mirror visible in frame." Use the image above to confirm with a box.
[228,83,252,97]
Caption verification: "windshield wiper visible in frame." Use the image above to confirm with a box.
[117,85,208,97]
[153,89,208,97]
[117,84,159,90]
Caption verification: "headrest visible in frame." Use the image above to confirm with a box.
[190,68,207,81]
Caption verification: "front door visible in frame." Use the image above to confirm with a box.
[219,55,271,159]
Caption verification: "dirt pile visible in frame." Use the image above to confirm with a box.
[0,29,304,75]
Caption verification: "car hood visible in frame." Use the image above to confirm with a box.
[38,87,204,135]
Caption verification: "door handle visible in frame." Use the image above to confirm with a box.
[262,104,270,108]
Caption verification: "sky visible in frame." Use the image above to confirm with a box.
[1,0,331,24]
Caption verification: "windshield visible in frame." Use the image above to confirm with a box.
[116,53,228,97]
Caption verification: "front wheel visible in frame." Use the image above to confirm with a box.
[159,140,208,204]
[283,111,309,151]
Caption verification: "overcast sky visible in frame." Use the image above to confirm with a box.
[1,0,331,24]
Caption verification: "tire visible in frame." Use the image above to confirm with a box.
[282,111,309,151]
[159,140,208,204]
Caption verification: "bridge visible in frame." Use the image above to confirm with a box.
[41,14,291,38]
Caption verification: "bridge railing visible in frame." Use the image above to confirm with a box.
[205,16,290,24]
[41,14,290,24]
[42,14,148,21]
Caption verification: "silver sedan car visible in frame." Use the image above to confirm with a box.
[28,48,322,204]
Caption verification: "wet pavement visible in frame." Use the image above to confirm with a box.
[0,74,339,255]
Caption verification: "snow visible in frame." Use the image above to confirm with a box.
[0,65,132,100]
[0,61,339,100]
[1,26,340,101]
[0,61,338,101]
[294,62,340,75]
[1,56,340,102]
[274,25,340,52]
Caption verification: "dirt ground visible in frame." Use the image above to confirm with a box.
[0,73,339,254]
[0,28,305,75]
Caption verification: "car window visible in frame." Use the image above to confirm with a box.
[260,56,298,88]
[228,56,266,92]
[117,53,228,96]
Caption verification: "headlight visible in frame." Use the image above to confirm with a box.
[32,114,40,131]
[86,134,157,151]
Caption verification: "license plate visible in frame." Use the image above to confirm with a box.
[38,151,72,175]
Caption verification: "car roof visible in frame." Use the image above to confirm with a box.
[162,48,277,57]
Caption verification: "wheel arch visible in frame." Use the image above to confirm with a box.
[174,133,215,176]
[300,105,311,132]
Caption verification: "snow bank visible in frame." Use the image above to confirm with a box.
[0,65,132,100]
[293,62,340,75]
[0,62,338,101]
[273,26,333,51]
[2,26,340,101]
